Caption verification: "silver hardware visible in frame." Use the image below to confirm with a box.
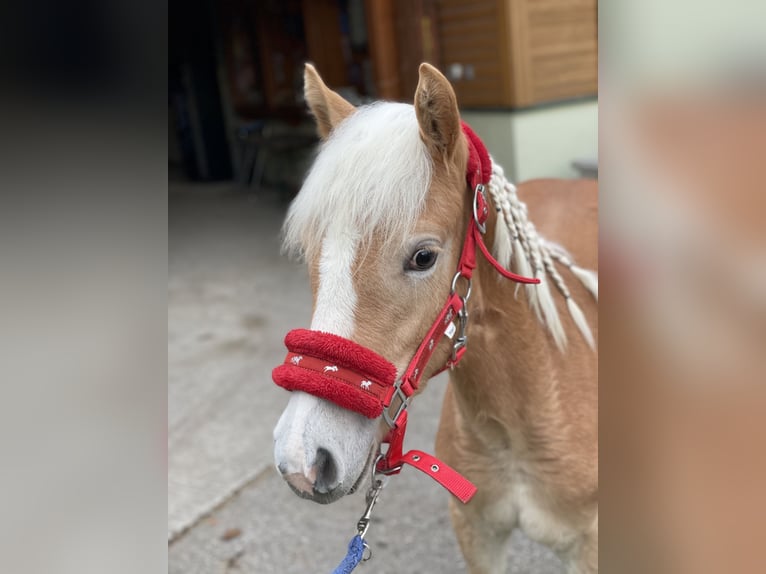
[449,268,471,362]
[376,462,403,475]
[362,543,372,561]
[450,271,472,301]
[382,382,409,428]
[431,464,440,472]
[356,477,385,540]
[473,184,487,234]
[451,305,469,363]
[372,452,385,481]
[412,454,421,462]
[373,450,402,476]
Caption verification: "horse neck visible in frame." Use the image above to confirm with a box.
[447,216,560,432]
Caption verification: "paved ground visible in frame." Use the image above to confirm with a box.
[168,181,564,573]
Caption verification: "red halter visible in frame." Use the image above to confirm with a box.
[272,122,540,504]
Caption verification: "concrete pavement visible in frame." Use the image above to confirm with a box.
[168,181,564,573]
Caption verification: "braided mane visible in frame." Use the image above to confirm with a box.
[488,160,598,350]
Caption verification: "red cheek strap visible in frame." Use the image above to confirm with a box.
[272,329,398,419]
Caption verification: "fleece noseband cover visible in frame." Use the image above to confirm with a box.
[272,329,398,419]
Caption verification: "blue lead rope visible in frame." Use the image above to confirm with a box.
[332,535,365,574]
[331,473,385,573]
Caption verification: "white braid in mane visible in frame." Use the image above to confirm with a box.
[487,159,598,351]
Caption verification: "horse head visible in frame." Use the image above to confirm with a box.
[272,63,474,503]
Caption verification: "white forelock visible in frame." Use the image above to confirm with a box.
[283,102,432,259]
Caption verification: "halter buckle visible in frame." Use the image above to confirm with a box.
[382,382,409,428]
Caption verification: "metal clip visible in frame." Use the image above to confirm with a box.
[451,305,469,363]
[356,477,385,540]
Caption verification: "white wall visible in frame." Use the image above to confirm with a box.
[461,99,598,182]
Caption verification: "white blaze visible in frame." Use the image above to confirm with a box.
[273,228,377,492]
[310,228,358,337]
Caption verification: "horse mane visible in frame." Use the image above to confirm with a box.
[283,103,432,261]
[488,159,598,350]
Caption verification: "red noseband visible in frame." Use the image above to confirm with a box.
[272,329,397,419]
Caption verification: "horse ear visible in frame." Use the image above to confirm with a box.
[304,63,355,139]
[414,63,461,160]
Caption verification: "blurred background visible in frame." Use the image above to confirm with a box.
[169,1,597,572]
[169,0,598,188]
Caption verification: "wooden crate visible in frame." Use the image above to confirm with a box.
[437,0,598,108]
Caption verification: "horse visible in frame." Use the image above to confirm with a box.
[272,62,598,574]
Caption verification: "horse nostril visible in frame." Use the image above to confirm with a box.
[314,447,338,493]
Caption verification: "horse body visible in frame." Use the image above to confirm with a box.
[273,63,597,573]
[437,178,598,573]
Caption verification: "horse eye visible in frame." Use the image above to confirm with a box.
[408,248,438,271]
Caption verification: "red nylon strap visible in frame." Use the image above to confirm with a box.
[462,121,491,190]
[283,353,390,401]
[397,291,464,397]
[376,413,476,503]
[395,450,477,504]
[378,411,407,473]
[456,219,478,278]
[472,224,541,284]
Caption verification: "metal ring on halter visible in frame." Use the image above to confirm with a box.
[373,451,402,476]
[376,462,403,476]
[373,452,385,477]
[450,271,472,301]
[473,183,487,234]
